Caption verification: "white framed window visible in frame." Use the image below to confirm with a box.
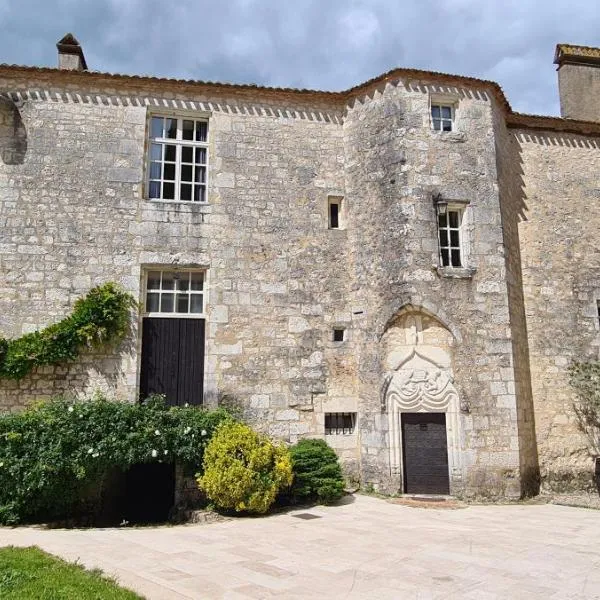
[431,104,454,132]
[325,412,356,435]
[438,207,463,267]
[147,116,208,202]
[145,270,205,316]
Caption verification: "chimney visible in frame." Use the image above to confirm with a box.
[554,44,600,122]
[56,33,88,71]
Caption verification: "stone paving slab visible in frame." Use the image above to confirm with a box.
[1,495,600,599]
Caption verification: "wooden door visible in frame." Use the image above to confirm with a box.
[140,317,205,406]
[402,412,450,494]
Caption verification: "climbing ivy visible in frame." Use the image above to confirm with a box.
[0,282,137,380]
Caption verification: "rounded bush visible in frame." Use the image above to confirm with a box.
[289,438,345,504]
[198,422,293,514]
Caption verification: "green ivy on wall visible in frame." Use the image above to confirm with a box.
[0,282,137,380]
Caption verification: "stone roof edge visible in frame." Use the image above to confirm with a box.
[0,62,511,109]
[507,112,600,137]
[1,62,600,136]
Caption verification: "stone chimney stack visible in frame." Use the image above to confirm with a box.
[554,44,600,122]
[56,33,88,71]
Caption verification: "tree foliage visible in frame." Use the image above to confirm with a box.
[568,360,600,454]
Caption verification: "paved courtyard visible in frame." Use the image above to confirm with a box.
[1,494,599,599]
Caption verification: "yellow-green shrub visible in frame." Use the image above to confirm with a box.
[197,421,292,514]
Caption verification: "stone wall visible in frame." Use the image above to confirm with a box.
[492,106,540,495]
[342,81,523,497]
[2,66,588,497]
[516,128,600,491]
[0,76,349,461]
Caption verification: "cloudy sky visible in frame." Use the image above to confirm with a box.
[0,0,598,116]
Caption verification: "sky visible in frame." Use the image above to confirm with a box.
[0,0,598,116]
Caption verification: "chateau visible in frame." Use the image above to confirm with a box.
[1,35,600,498]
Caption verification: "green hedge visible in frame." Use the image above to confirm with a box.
[0,395,233,524]
[0,282,136,380]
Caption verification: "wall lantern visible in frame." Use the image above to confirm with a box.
[433,193,447,215]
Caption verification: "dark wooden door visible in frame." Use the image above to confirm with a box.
[402,412,450,494]
[140,317,205,406]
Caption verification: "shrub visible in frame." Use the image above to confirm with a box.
[289,438,345,504]
[568,360,600,454]
[198,422,293,514]
[0,282,136,380]
[0,395,233,524]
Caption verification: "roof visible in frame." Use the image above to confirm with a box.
[554,43,600,67]
[1,56,600,136]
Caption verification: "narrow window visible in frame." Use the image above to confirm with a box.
[325,412,356,435]
[431,104,454,132]
[597,300,600,326]
[438,208,463,267]
[333,327,346,342]
[145,269,204,315]
[328,196,342,229]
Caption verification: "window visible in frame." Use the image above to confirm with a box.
[145,270,204,315]
[431,104,453,132]
[328,196,343,229]
[147,116,208,202]
[325,412,356,435]
[332,327,346,342]
[597,300,600,326]
[438,208,463,267]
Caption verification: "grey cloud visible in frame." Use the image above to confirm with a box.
[1,0,599,115]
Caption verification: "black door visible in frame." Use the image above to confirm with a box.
[140,317,205,406]
[124,462,175,524]
[402,412,450,494]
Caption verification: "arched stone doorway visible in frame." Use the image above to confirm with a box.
[381,310,462,494]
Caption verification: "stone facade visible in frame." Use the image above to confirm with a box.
[1,38,600,498]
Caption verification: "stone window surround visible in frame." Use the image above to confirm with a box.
[435,199,475,278]
[144,108,212,205]
[327,194,345,230]
[429,93,459,133]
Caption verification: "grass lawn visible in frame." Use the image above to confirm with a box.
[0,546,143,599]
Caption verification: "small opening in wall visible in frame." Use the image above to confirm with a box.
[597,299,600,325]
[328,196,342,229]
[332,327,346,342]
[325,412,356,435]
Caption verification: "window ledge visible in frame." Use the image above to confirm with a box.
[146,200,212,213]
[431,131,467,143]
[436,266,476,279]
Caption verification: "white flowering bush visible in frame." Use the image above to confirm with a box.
[0,394,233,524]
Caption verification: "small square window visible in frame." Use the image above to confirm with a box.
[431,104,454,132]
[325,412,356,435]
[333,327,346,342]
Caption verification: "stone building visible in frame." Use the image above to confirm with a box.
[1,35,600,498]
